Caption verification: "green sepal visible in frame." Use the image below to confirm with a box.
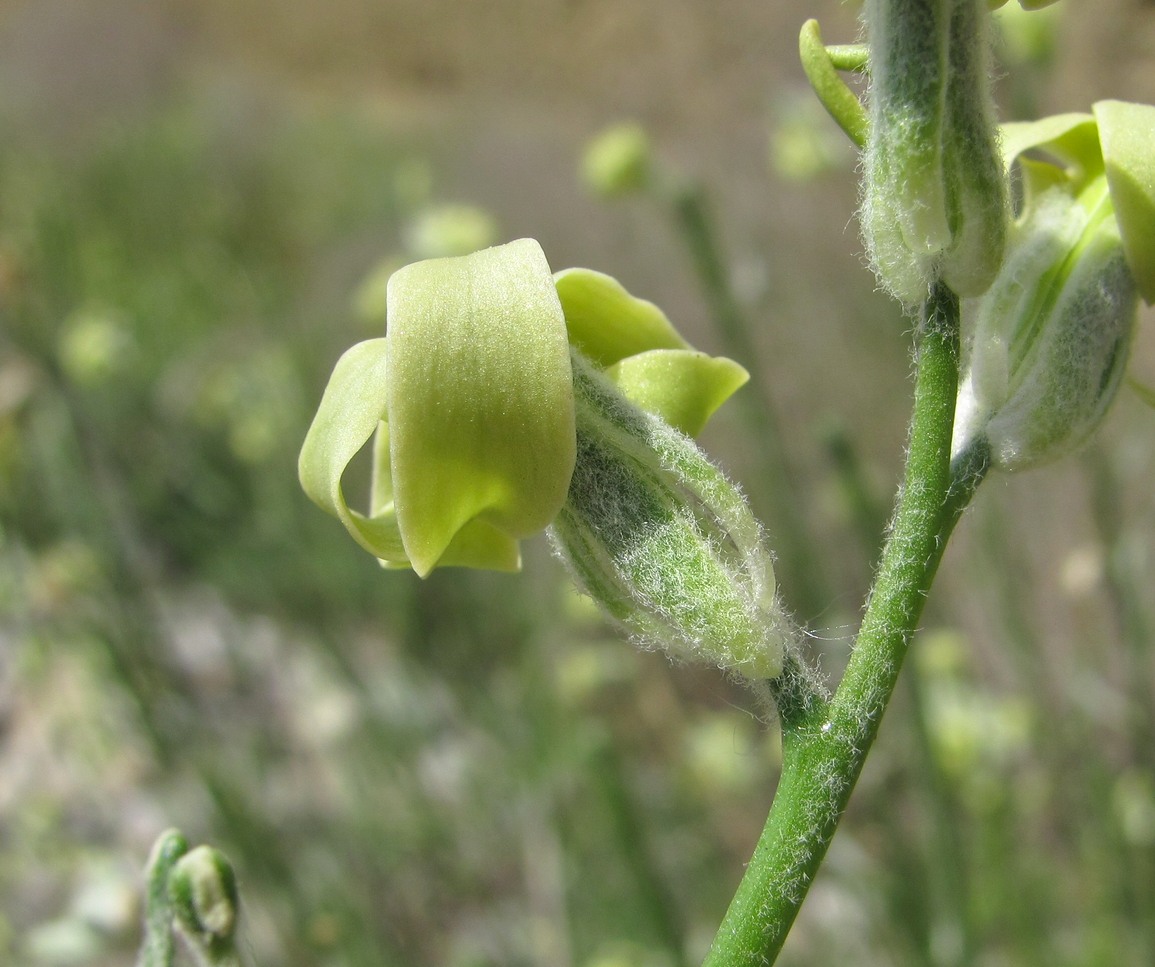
[553,267,690,367]
[605,349,749,436]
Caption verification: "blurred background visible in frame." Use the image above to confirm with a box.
[1,0,1154,964]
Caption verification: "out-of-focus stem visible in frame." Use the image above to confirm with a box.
[665,182,831,622]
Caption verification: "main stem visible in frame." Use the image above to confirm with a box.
[704,281,973,966]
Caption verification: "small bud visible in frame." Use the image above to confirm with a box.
[403,204,498,260]
[862,0,1007,305]
[581,123,653,198]
[168,845,240,945]
[58,307,136,387]
[953,186,1138,470]
[550,354,792,681]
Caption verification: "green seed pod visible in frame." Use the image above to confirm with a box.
[550,354,791,681]
[862,0,1007,305]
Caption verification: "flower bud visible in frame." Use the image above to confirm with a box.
[168,845,240,945]
[953,99,1155,470]
[862,0,1007,305]
[953,187,1137,471]
[581,123,653,198]
[549,354,791,681]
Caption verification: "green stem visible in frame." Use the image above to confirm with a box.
[137,830,189,967]
[703,281,981,966]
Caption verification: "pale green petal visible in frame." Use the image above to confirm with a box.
[387,239,576,576]
[1094,100,1155,304]
[1000,113,1096,170]
[1000,113,1101,207]
[297,339,408,562]
[606,349,749,436]
[553,268,690,367]
[369,423,521,571]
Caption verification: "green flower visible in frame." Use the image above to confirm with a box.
[299,239,748,575]
[299,239,789,678]
[953,101,1155,471]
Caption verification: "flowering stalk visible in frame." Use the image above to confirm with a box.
[704,281,970,966]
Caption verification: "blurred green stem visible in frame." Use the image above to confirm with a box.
[138,830,190,967]
[903,656,978,966]
[664,181,830,620]
[703,281,987,965]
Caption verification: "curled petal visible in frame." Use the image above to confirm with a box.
[300,240,576,576]
[298,339,408,561]
[553,268,690,367]
[387,239,576,575]
[1094,100,1155,304]
[606,349,749,436]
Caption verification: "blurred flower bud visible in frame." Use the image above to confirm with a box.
[168,845,240,946]
[581,123,653,198]
[403,203,498,260]
[953,101,1155,470]
[353,256,404,327]
[58,307,135,387]
[862,0,1007,305]
[769,91,855,182]
[550,355,791,681]
[992,0,1060,69]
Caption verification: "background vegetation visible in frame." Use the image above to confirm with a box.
[1,1,1154,964]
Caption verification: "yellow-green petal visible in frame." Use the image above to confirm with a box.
[1000,114,1099,180]
[297,338,408,562]
[368,422,522,571]
[1094,99,1155,304]
[387,239,576,576]
[606,349,749,436]
[553,268,690,367]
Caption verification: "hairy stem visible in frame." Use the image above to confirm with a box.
[703,281,982,965]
